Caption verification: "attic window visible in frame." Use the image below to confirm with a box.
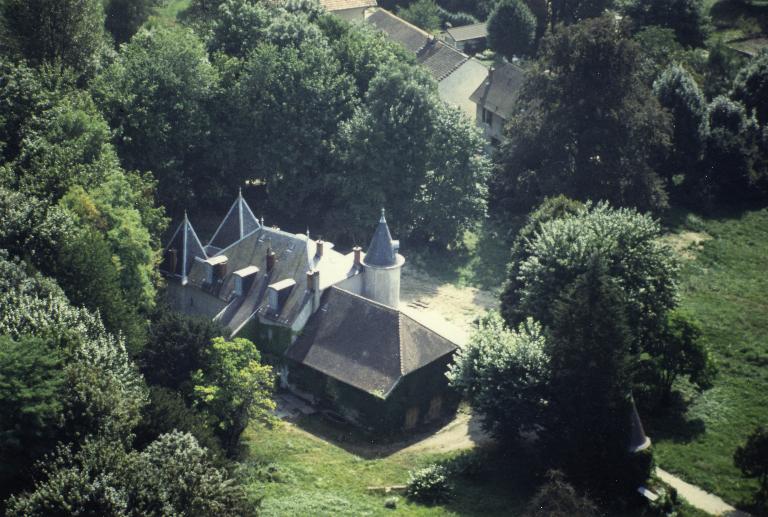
[267,278,296,313]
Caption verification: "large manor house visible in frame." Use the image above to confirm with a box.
[161,192,460,432]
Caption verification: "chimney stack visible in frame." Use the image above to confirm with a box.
[266,248,276,274]
[353,246,362,266]
[316,239,324,258]
[306,269,315,291]
[166,248,178,274]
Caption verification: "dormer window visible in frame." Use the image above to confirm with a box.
[203,255,228,284]
[233,266,259,297]
[268,278,296,312]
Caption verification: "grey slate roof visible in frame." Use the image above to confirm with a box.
[207,190,260,252]
[285,287,458,397]
[417,39,468,81]
[365,210,397,267]
[366,10,468,81]
[469,62,526,120]
[629,399,651,452]
[367,9,427,53]
[187,227,357,333]
[445,22,487,42]
[160,213,207,279]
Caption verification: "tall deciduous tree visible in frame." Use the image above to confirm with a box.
[622,0,708,48]
[92,26,218,211]
[193,337,275,455]
[448,312,550,441]
[105,0,158,45]
[399,0,442,32]
[492,15,671,216]
[487,0,537,59]
[1,0,108,77]
[734,425,768,508]
[732,49,768,126]
[653,64,708,190]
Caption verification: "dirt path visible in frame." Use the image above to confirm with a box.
[656,469,751,516]
[399,265,497,346]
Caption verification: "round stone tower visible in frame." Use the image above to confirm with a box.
[362,209,405,308]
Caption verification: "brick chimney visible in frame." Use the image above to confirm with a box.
[306,269,315,291]
[353,246,362,266]
[316,239,324,258]
[166,248,178,274]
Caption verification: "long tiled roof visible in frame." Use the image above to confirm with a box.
[366,9,468,81]
[321,0,377,11]
[445,22,487,42]
[286,287,458,397]
[469,62,526,120]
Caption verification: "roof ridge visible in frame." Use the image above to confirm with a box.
[398,312,405,376]
[329,286,401,315]
[377,8,431,40]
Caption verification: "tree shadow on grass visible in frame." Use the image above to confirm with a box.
[642,391,707,445]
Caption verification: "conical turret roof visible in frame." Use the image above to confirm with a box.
[161,212,207,280]
[365,209,397,267]
[207,189,260,251]
[628,398,651,453]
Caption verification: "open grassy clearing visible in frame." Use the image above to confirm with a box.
[706,0,768,48]
[241,417,531,516]
[151,0,191,25]
[646,208,768,509]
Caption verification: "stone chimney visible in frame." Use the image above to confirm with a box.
[306,269,315,291]
[353,246,362,266]
[166,248,178,275]
[316,239,324,258]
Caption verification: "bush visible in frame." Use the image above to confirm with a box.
[406,464,453,504]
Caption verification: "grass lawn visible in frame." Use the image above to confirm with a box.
[150,0,191,26]
[646,207,768,509]
[241,417,531,516]
[706,0,768,44]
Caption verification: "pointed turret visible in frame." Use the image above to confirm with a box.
[362,209,405,308]
[207,189,260,251]
[628,398,651,453]
[365,209,397,267]
[161,212,207,282]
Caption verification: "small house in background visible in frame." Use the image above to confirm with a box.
[320,0,377,23]
[469,62,526,147]
[366,9,488,121]
[442,22,488,54]
[161,193,460,434]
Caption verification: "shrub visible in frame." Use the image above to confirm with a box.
[406,464,453,504]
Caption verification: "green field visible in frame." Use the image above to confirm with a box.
[151,0,191,25]
[646,208,768,509]
[242,417,530,516]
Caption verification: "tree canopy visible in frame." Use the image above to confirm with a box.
[487,0,537,59]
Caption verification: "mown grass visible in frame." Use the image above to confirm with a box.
[241,417,531,516]
[151,0,191,25]
[706,0,768,44]
[647,207,768,509]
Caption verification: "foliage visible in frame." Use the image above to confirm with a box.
[140,305,226,392]
[406,464,453,504]
[697,96,766,205]
[134,385,224,458]
[545,260,641,491]
[92,25,218,212]
[633,27,687,84]
[734,425,768,507]
[0,0,108,77]
[448,312,550,441]
[501,202,678,355]
[622,0,709,48]
[208,0,271,57]
[193,337,275,455]
[0,253,147,446]
[523,470,599,517]
[653,64,708,191]
[487,0,537,59]
[639,309,717,407]
[492,15,671,217]
[732,49,768,126]
[106,0,159,45]
[333,62,490,246]
[548,0,614,27]
[0,335,66,494]
[399,0,442,32]
[6,432,253,516]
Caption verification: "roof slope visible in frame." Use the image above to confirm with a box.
[187,227,356,332]
[469,62,526,119]
[321,0,376,11]
[160,213,207,280]
[286,287,457,397]
[445,22,487,42]
[207,190,260,252]
[366,10,467,81]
